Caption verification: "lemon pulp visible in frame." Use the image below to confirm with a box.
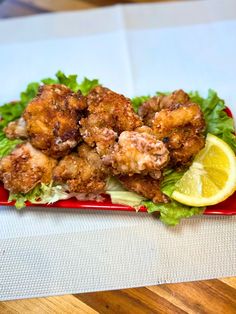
[172,134,236,206]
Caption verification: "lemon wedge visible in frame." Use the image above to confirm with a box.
[172,133,236,206]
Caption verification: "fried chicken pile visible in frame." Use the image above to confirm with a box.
[0,84,206,204]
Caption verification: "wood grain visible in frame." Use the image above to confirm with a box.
[0,295,99,313]
[74,280,236,314]
[0,0,235,312]
[1,279,236,313]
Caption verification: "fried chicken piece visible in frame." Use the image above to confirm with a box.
[23,84,86,158]
[152,103,205,165]
[152,103,204,138]
[170,133,205,164]
[80,116,118,158]
[53,143,108,193]
[4,117,27,139]
[102,131,169,178]
[138,90,205,166]
[138,89,190,126]
[80,86,142,155]
[118,174,168,203]
[0,142,57,194]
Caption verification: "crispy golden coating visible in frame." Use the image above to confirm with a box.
[80,117,117,158]
[80,86,142,155]
[0,142,57,194]
[102,131,169,178]
[23,84,86,158]
[138,89,190,126]
[138,90,205,166]
[4,117,28,139]
[119,174,168,203]
[53,143,108,193]
[170,133,205,165]
[151,103,205,165]
[152,103,204,139]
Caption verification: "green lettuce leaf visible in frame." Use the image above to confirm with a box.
[161,169,185,197]
[20,82,40,106]
[0,131,6,141]
[40,77,58,85]
[189,89,236,152]
[143,200,204,226]
[55,71,79,91]
[0,82,39,131]
[0,137,22,158]
[42,71,99,95]
[131,95,151,113]
[8,182,71,209]
[42,70,79,92]
[78,77,99,96]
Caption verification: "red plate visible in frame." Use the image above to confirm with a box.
[0,185,236,215]
[0,108,235,215]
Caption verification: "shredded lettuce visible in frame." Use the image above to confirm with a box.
[106,176,125,191]
[9,184,44,209]
[8,182,71,209]
[0,137,22,158]
[108,191,145,209]
[106,177,145,209]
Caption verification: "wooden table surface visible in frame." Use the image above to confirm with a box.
[0,0,236,313]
